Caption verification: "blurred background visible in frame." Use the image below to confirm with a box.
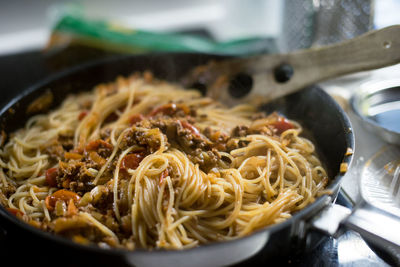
[1,0,400,92]
[1,1,400,266]
[1,0,399,56]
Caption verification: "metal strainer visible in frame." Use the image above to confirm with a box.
[313,146,400,265]
[362,147,400,217]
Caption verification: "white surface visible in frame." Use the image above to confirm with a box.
[338,230,389,266]
[0,0,399,55]
[0,0,282,55]
[0,29,49,56]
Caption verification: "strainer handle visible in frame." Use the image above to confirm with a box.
[312,201,400,264]
[342,201,400,260]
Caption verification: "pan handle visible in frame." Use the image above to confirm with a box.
[311,201,400,264]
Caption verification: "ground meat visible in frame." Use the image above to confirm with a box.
[90,185,113,211]
[231,125,249,137]
[99,128,112,140]
[136,117,221,172]
[187,148,219,172]
[203,127,230,151]
[119,127,163,153]
[0,191,7,206]
[250,112,267,120]
[0,183,16,206]
[57,161,96,193]
[42,138,65,162]
[41,133,74,162]
[174,121,209,150]
[149,103,194,118]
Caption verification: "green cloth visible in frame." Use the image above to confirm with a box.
[52,14,276,56]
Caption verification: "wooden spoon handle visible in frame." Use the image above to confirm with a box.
[184,25,400,105]
[248,24,400,100]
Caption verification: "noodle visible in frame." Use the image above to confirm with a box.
[0,72,328,250]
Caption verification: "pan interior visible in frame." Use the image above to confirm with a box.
[0,54,354,257]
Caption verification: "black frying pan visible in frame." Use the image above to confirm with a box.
[0,53,353,266]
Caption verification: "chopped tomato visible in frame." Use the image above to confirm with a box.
[78,110,88,121]
[45,168,58,187]
[45,189,81,211]
[149,103,177,116]
[149,103,190,117]
[159,169,169,186]
[89,151,106,165]
[85,139,113,151]
[7,208,24,217]
[64,152,82,160]
[271,116,294,134]
[129,114,145,125]
[121,153,145,170]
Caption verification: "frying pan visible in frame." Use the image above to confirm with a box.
[0,53,353,266]
[2,25,400,266]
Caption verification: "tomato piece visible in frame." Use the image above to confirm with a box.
[78,110,88,121]
[7,208,24,217]
[149,103,177,116]
[271,116,294,134]
[129,114,145,125]
[121,153,145,171]
[89,151,106,165]
[159,169,169,186]
[64,152,82,160]
[45,168,58,187]
[45,189,81,211]
[85,139,113,151]
[180,121,201,137]
[149,103,190,117]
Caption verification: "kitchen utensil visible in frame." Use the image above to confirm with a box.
[313,146,400,265]
[183,25,400,107]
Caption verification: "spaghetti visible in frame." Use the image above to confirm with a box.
[0,72,328,250]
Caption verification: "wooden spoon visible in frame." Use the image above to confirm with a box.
[182,25,400,106]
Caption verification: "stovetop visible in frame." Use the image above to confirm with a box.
[0,47,389,267]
